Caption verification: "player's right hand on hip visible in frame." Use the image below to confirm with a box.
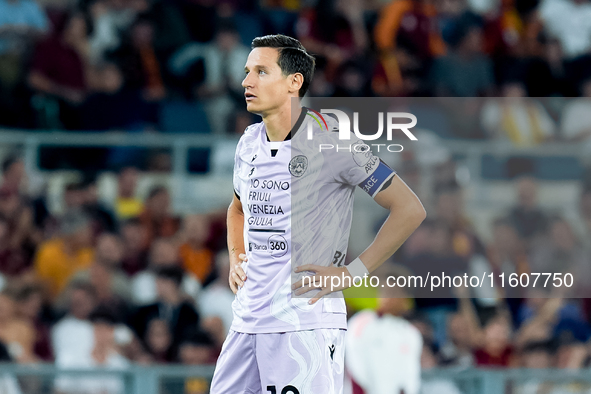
[229,253,248,294]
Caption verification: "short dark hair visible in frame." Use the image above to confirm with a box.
[89,305,119,325]
[156,265,184,287]
[251,34,315,98]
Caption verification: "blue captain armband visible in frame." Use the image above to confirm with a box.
[358,160,396,198]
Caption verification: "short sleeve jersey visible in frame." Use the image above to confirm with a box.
[231,107,396,333]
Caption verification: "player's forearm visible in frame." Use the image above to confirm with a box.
[227,202,245,262]
[358,200,425,273]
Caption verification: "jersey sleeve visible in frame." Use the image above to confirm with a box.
[328,135,396,198]
[232,137,244,200]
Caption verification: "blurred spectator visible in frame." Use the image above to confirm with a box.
[89,307,131,365]
[306,67,335,96]
[332,60,373,97]
[438,312,475,366]
[481,86,556,146]
[0,214,29,277]
[346,266,422,394]
[163,330,215,394]
[404,220,467,345]
[51,282,96,364]
[514,295,584,348]
[198,252,234,335]
[0,288,37,363]
[114,166,143,221]
[430,15,494,96]
[560,77,591,142]
[524,36,574,97]
[108,14,167,114]
[81,177,118,234]
[553,322,590,369]
[0,156,26,195]
[473,312,515,366]
[538,0,591,59]
[120,217,149,276]
[260,0,300,37]
[177,330,215,364]
[0,188,41,258]
[514,340,556,394]
[529,217,591,297]
[435,183,485,258]
[457,295,516,367]
[143,318,173,363]
[27,11,91,130]
[296,0,369,81]
[0,0,49,127]
[131,265,200,355]
[63,181,86,211]
[81,61,149,130]
[61,233,130,319]
[0,159,42,266]
[179,214,213,285]
[139,186,180,247]
[86,0,148,63]
[485,218,530,298]
[373,0,446,96]
[54,306,130,394]
[143,0,190,65]
[520,339,555,368]
[508,176,548,241]
[196,25,249,134]
[13,283,53,361]
[479,0,527,59]
[131,237,201,306]
[34,210,95,299]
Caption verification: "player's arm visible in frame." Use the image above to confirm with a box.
[293,174,425,304]
[227,193,247,294]
[357,175,426,273]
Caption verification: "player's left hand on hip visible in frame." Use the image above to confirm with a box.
[291,265,352,305]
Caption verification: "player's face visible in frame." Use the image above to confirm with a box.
[242,47,294,115]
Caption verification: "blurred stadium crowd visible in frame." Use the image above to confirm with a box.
[0,158,234,375]
[1,0,591,393]
[0,150,590,389]
[1,0,591,136]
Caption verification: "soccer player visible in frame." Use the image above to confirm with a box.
[210,34,426,394]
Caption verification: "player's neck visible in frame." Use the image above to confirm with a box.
[263,105,303,142]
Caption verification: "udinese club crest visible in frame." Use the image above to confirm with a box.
[289,155,308,177]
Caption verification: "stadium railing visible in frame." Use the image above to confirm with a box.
[0,130,587,177]
[0,129,588,216]
[2,363,591,394]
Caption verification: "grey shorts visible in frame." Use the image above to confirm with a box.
[210,329,345,394]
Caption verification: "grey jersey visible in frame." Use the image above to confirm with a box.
[231,108,396,333]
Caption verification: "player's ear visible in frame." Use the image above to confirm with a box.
[288,73,304,95]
